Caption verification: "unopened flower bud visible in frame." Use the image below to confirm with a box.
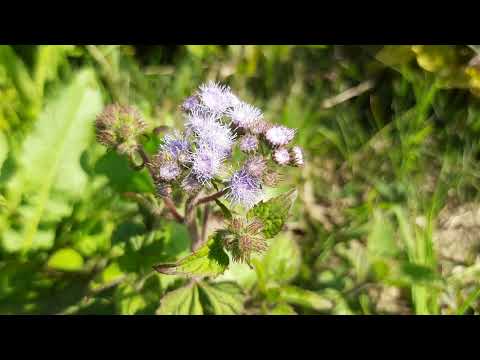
[95,104,147,157]
[223,218,268,265]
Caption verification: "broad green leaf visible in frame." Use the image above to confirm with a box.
[1,69,103,254]
[156,284,203,315]
[247,189,297,239]
[198,281,245,315]
[278,286,333,312]
[259,234,301,285]
[47,248,84,272]
[153,232,229,278]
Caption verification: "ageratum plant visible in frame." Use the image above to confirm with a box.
[95,81,303,277]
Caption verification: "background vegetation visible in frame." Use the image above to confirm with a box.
[1,45,480,315]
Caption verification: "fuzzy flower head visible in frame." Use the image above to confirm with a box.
[161,131,190,162]
[223,218,268,265]
[190,144,225,185]
[181,96,201,113]
[273,147,291,165]
[225,168,263,209]
[291,146,305,167]
[186,111,235,156]
[197,81,238,115]
[239,134,259,153]
[226,102,263,129]
[265,125,295,147]
[158,161,181,182]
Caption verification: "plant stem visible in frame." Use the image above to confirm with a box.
[195,189,227,207]
[185,193,202,251]
[201,204,210,244]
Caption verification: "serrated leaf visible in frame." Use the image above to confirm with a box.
[153,232,229,278]
[156,284,203,315]
[198,281,245,315]
[47,248,84,272]
[278,286,333,312]
[247,189,297,239]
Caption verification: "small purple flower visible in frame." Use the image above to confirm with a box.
[226,168,263,208]
[273,147,290,165]
[190,144,225,185]
[265,125,295,147]
[226,102,263,129]
[159,161,181,181]
[291,146,304,167]
[181,96,201,113]
[198,81,237,115]
[239,135,259,153]
[186,111,235,155]
[161,131,190,159]
[243,156,267,179]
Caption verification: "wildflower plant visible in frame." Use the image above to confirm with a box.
[95,82,303,277]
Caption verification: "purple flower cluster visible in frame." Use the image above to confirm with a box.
[152,81,304,205]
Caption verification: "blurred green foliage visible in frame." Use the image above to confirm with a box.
[1,45,480,315]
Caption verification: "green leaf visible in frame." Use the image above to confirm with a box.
[114,283,147,315]
[156,284,203,315]
[367,210,398,258]
[278,286,333,312]
[153,232,229,278]
[1,68,103,254]
[198,281,245,315]
[214,199,232,220]
[258,234,301,285]
[47,248,84,272]
[0,45,39,117]
[34,45,76,96]
[0,131,7,171]
[247,189,297,239]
